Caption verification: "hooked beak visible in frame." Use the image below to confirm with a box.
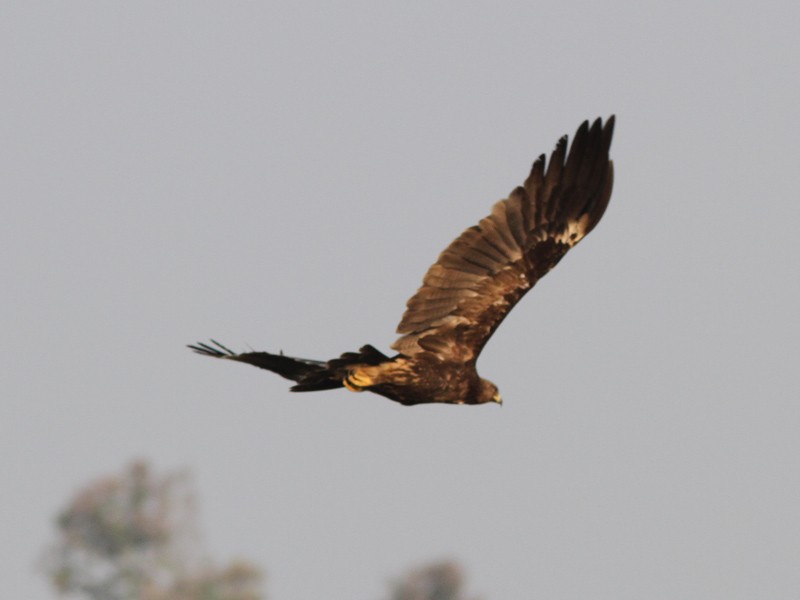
[492,392,503,406]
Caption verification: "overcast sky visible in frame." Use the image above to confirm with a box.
[3,2,800,599]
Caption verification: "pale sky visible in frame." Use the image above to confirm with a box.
[3,2,800,599]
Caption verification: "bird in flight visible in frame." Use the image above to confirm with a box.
[190,116,615,406]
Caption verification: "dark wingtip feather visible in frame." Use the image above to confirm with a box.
[605,114,616,135]
[577,115,615,234]
[525,152,547,185]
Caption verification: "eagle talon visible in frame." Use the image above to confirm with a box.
[343,376,363,392]
[343,369,374,392]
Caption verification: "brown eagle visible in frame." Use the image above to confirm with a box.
[190,116,615,406]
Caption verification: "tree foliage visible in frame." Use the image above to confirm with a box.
[389,561,478,600]
[43,461,264,600]
[43,461,482,600]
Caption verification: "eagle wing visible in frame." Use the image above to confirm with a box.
[391,116,615,362]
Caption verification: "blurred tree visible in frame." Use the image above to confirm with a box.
[42,461,264,600]
[141,561,262,600]
[388,561,478,600]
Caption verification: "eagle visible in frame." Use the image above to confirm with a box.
[190,116,615,406]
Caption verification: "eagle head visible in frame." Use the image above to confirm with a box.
[477,378,502,405]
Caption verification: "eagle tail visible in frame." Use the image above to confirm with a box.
[188,340,392,393]
[188,340,328,384]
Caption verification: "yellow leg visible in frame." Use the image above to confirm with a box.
[343,376,363,392]
[343,368,374,393]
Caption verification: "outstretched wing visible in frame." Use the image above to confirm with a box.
[391,116,615,361]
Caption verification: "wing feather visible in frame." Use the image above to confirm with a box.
[391,116,615,360]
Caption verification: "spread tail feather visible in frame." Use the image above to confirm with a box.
[188,340,392,393]
[188,339,327,384]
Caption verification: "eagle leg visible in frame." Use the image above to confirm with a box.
[343,377,363,392]
[343,368,375,392]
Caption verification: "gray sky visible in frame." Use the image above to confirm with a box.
[3,2,800,599]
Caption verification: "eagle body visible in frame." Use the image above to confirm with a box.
[190,116,615,406]
[343,354,498,406]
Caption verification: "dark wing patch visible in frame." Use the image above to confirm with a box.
[391,116,615,361]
